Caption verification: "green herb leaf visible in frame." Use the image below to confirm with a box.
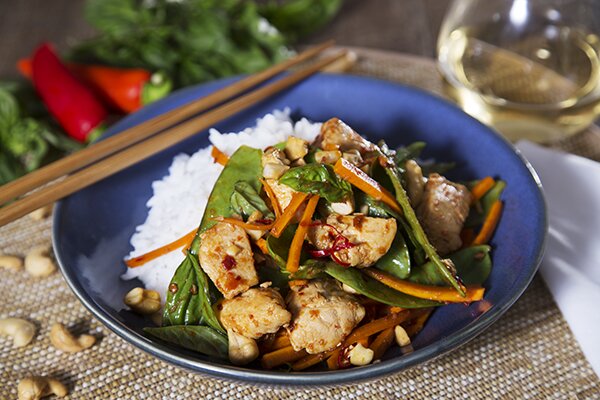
[279,164,352,203]
[231,181,274,220]
[144,325,228,359]
[323,262,440,308]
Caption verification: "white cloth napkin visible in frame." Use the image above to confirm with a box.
[516,140,600,377]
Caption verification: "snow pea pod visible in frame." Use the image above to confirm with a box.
[375,231,411,279]
[324,262,440,308]
[409,245,492,286]
[231,181,274,220]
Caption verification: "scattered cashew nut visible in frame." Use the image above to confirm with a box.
[0,318,36,347]
[227,329,259,365]
[18,376,68,400]
[28,204,53,221]
[394,325,411,347]
[124,287,161,315]
[49,323,96,353]
[0,255,24,271]
[24,246,56,278]
[349,343,374,366]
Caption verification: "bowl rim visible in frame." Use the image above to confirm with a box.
[52,73,547,386]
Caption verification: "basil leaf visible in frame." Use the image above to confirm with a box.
[409,245,492,286]
[279,164,352,203]
[230,181,273,220]
[144,325,228,359]
[323,262,440,309]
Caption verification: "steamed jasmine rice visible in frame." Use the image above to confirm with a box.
[121,109,321,298]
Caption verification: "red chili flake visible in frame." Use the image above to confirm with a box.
[307,226,356,268]
[337,346,351,369]
[222,255,237,270]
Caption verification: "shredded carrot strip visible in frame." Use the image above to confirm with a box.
[270,192,309,238]
[470,176,495,204]
[326,348,342,370]
[288,279,308,287]
[271,335,291,351]
[404,309,434,337]
[333,158,402,214]
[125,228,197,268]
[260,178,282,218]
[211,146,229,166]
[370,327,395,361]
[344,310,412,347]
[472,200,503,246]
[261,345,307,369]
[255,238,269,254]
[291,349,334,371]
[212,216,273,231]
[286,195,320,273]
[364,269,485,302]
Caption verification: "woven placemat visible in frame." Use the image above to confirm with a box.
[2,49,599,399]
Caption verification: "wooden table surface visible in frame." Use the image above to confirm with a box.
[0,0,451,79]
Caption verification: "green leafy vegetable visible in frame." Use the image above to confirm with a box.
[0,83,81,184]
[231,181,274,220]
[375,232,411,279]
[71,0,333,89]
[324,262,439,308]
[259,0,344,42]
[409,245,492,286]
[394,141,426,167]
[144,325,228,359]
[279,163,352,203]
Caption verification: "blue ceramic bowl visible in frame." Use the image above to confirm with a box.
[52,73,546,386]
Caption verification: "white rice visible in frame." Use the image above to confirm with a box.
[121,109,321,297]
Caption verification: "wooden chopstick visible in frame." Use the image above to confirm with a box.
[0,49,348,227]
[0,40,335,206]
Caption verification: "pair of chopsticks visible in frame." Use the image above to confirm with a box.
[0,41,348,227]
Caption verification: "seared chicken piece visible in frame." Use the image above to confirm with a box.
[405,159,426,207]
[416,173,471,255]
[314,118,376,155]
[286,279,365,354]
[307,214,397,268]
[199,222,258,299]
[219,287,291,339]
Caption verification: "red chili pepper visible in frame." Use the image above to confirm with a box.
[19,58,171,114]
[307,222,356,267]
[31,43,108,142]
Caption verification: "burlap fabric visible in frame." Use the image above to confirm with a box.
[1,49,599,399]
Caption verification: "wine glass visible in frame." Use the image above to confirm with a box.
[437,0,600,142]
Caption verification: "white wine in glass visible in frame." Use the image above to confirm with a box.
[437,0,600,142]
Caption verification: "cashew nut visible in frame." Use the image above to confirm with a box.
[0,318,36,347]
[124,287,161,315]
[18,376,68,400]
[24,246,56,278]
[394,325,411,347]
[49,323,96,353]
[349,343,374,366]
[0,255,24,271]
[28,204,53,221]
[227,329,259,365]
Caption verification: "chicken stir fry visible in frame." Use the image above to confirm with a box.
[286,279,365,354]
[139,117,503,371]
